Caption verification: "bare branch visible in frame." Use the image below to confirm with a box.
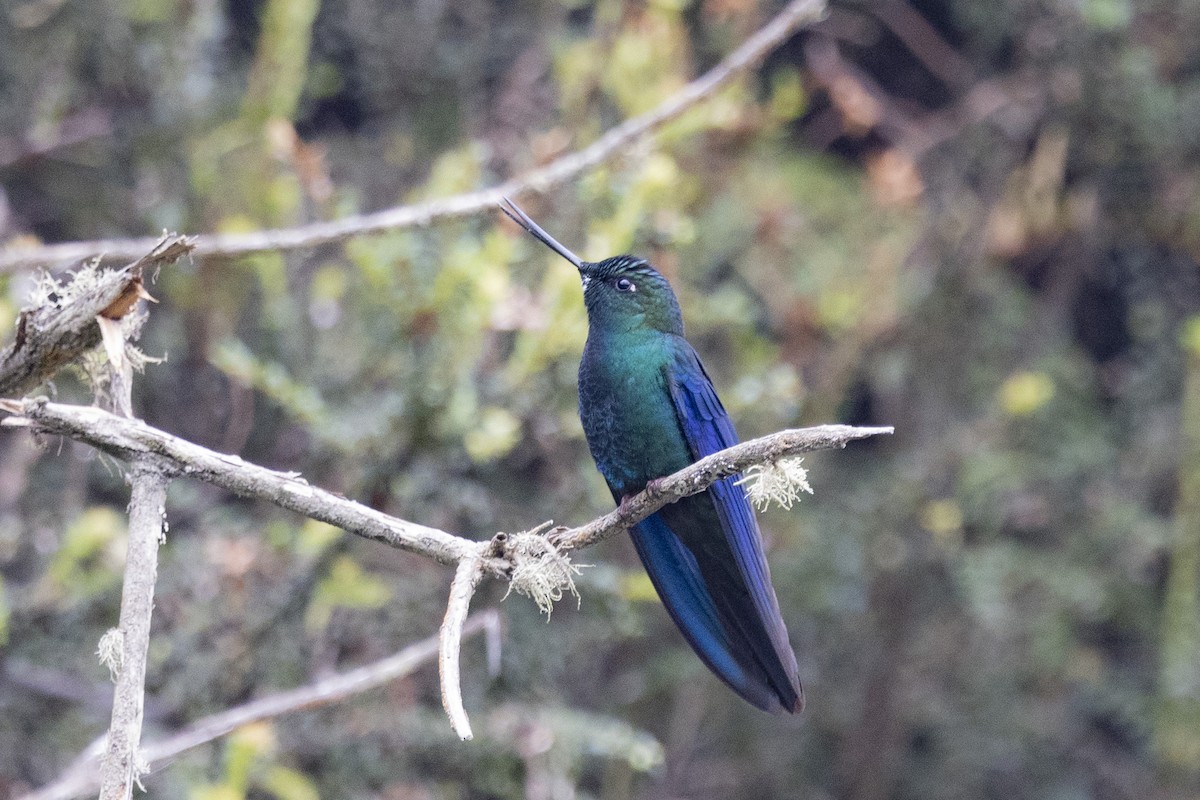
[1,660,167,720]
[0,0,827,274]
[0,235,193,398]
[440,555,487,740]
[21,612,500,800]
[553,424,894,552]
[803,33,1039,160]
[0,399,892,571]
[97,459,170,800]
[0,107,112,170]
[868,0,975,92]
[0,399,891,574]
[0,399,480,567]
[0,400,889,750]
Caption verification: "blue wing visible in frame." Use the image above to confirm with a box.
[626,344,803,713]
[626,514,774,707]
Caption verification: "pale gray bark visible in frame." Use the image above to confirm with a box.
[96,460,170,800]
[555,424,895,552]
[0,399,891,572]
[441,556,487,740]
[1,397,891,753]
[0,399,478,565]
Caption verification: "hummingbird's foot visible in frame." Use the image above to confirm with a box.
[617,478,667,514]
[545,525,570,547]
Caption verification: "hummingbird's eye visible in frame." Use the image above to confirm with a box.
[615,277,636,293]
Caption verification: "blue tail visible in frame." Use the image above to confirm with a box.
[629,506,802,713]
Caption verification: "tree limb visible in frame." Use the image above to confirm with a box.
[0,399,479,567]
[0,0,827,273]
[0,398,892,574]
[0,235,193,398]
[20,612,500,800]
[554,424,893,552]
[0,398,890,746]
[97,459,171,800]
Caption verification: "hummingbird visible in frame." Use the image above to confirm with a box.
[501,198,803,714]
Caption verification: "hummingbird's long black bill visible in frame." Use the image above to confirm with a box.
[500,197,584,269]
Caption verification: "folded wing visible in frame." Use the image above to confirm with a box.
[624,346,802,713]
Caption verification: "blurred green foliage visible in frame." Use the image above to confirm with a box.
[1,0,1200,799]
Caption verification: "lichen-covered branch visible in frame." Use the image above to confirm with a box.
[0,235,193,398]
[21,612,500,800]
[96,459,171,800]
[0,0,826,273]
[0,399,479,567]
[0,399,889,753]
[0,399,892,575]
[553,424,894,551]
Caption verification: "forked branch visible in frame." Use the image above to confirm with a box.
[0,398,890,750]
[0,399,892,570]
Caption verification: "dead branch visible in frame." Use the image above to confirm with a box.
[441,555,487,740]
[0,0,827,273]
[21,612,500,800]
[868,0,975,92]
[803,33,1042,160]
[0,399,478,567]
[553,424,894,551]
[97,459,171,800]
[0,398,890,744]
[0,398,892,573]
[0,235,193,398]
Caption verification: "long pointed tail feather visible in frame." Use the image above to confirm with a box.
[630,508,802,713]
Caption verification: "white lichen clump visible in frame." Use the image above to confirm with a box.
[26,260,104,311]
[96,627,124,681]
[736,457,814,511]
[503,528,584,618]
[27,260,160,404]
[132,749,151,791]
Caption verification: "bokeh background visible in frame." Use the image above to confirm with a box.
[2,0,1199,798]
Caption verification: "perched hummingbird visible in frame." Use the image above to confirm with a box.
[501,198,803,714]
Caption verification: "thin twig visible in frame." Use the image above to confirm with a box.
[0,399,892,572]
[20,612,500,800]
[803,33,1037,159]
[0,0,827,273]
[0,107,112,169]
[97,458,171,800]
[440,554,487,740]
[1,660,168,721]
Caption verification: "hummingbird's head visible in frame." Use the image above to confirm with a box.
[501,197,684,336]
